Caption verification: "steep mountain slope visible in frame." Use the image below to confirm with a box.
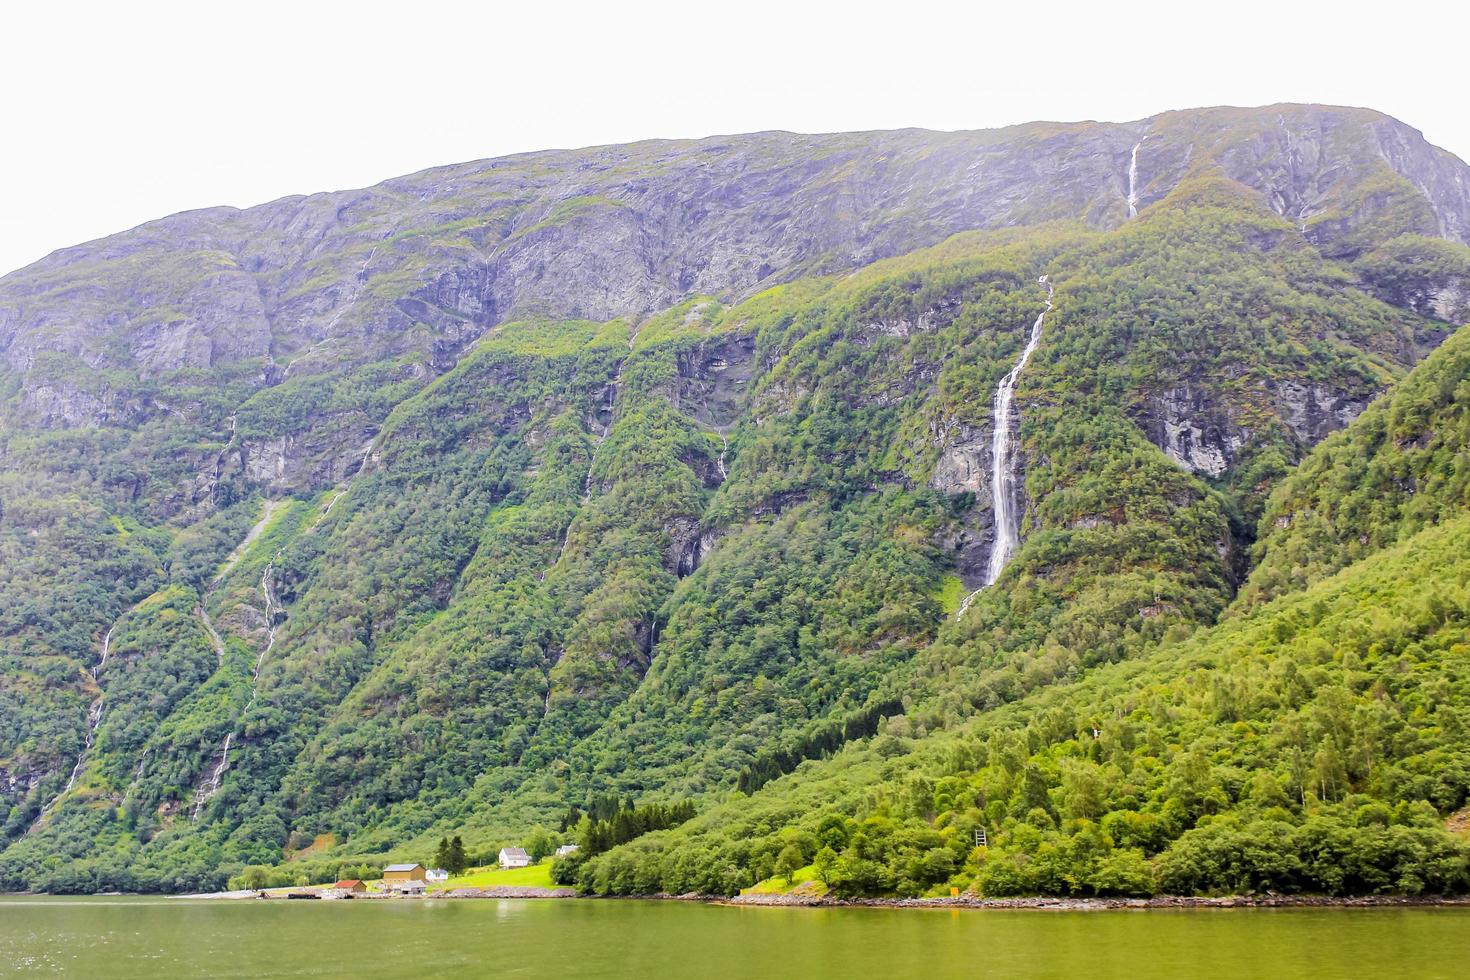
[574,322,1470,898]
[1,104,1467,893]
[1239,324,1470,609]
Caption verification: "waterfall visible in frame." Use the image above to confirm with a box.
[193,560,281,819]
[197,732,235,814]
[1127,142,1142,218]
[540,382,616,584]
[32,619,121,827]
[955,276,1054,621]
[194,461,372,819]
[60,623,114,795]
[716,432,729,481]
[209,412,237,504]
[316,441,375,526]
[986,276,1052,582]
[97,623,115,674]
[61,625,117,793]
[316,245,380,344]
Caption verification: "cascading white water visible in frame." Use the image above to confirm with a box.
[583,388,617,500]
[986,276,1052,583]
[192,479,373,819]
[716,432,729,481]
[32,618,122,826]
[1127,142,1142,218]
[313,245,381,350]
[955,276,1054,621]
[59,623,114,794]
[196,732,235,815]
[193,560,281,818]
[316,442,375,525]
[540,382,617,584]
[97,623,115,674]
[195,497,283,670]
[209,412,238,504]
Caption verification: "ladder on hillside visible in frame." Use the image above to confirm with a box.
[973,828,988,848]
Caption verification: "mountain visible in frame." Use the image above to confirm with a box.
[576,326,1470,897]
[1,104,1468,895]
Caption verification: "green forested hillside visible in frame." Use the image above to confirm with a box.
[561,284,1470,900]
[575,492,1470,899]
[1,106,1468,895]
[1240,324,1470,610]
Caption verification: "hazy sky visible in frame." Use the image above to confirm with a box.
[3,0,1466,277]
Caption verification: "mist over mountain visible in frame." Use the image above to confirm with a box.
[2,103,1468,897]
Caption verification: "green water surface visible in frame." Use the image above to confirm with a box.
[1,897,1467,978]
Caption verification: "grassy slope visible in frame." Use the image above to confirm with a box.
[431,861,556,891]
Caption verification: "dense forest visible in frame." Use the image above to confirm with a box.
[573,329,1470,897]
[1,104,1468,897]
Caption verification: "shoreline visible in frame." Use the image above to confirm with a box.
[717,892,1470,911]
[176,885,578,900]
[156,888,1470,910]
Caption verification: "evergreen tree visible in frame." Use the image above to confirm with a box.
[447,836,468,875]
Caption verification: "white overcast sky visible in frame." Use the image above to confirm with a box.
[2,0,1466,277]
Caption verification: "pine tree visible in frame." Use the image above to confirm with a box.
[447,836,468,875]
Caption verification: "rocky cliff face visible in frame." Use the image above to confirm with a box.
[5,106,1467,384]
[1138,387,1245,478]
[929,419,999,584]
[2,106,1461,503]
[1132,106,1470,257]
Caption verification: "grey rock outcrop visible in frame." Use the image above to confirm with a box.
[1139,387,1248,478]
[929,419,998,587]
[673,334,757,428]
[6,105,1467,393]
[1271,381,1371,446]
[1135,381,1370,480]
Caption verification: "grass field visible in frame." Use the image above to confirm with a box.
[432,861,556,891]
[741,864,829,897]
[260,859,559,895]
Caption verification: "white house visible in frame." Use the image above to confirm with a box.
[554,844,579,858]
[499,846,532,869]
[426,868,449,883]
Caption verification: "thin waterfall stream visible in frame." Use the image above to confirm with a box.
[30,616,123,828]
[955,275,1054,621]
[1127,142,1142,218]
[60,625,114,795]
[193,560,279,819]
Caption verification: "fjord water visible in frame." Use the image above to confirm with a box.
[3,898,1468,978]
